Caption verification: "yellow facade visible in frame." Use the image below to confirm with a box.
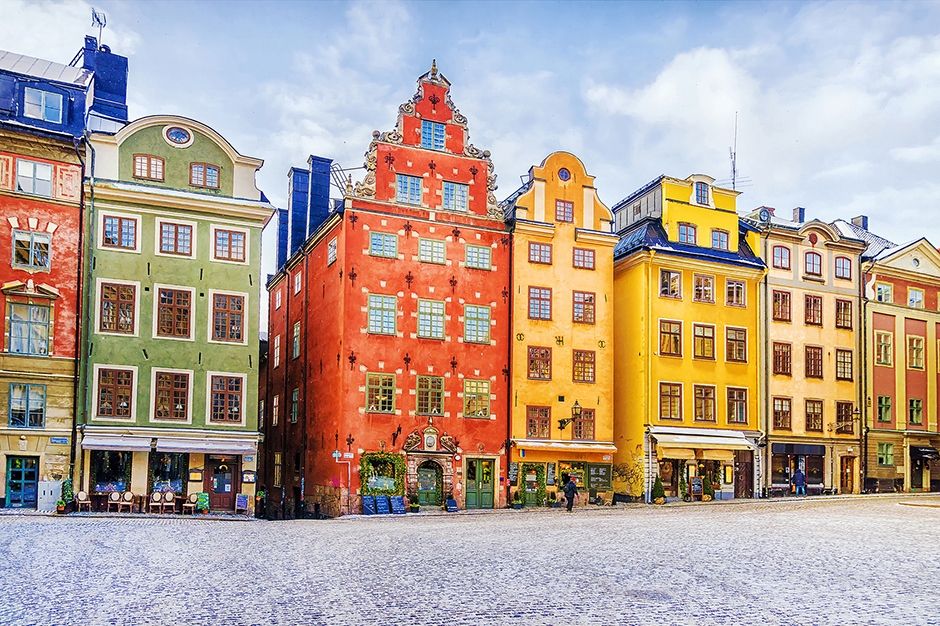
[502,152,617,505]
[612,175,765,501]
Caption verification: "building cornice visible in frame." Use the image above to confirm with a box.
[88,179,274,222]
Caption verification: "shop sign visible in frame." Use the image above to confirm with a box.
[343,452,354,459]
[508,462,519,486]
[49,437,68,445]
[376,495,391,514]
[235,494,249,511]
[390,496,406,514]
[546,462,556,486]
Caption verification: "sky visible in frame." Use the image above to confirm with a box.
[4,0,940,269]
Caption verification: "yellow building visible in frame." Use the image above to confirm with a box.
[501,152,617,506]
[612,175,765,501]
[748,208,866,496]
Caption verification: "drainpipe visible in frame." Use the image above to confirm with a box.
[761,228,771,498]
[300,250,310,517]
[861,262,870,491]
[646,250,655,502]
[505,225,513,509]
[68,136,86,486]
[77,131,97,492]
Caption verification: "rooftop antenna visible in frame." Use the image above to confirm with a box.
[91,8,107,46]
[729,111,738,191]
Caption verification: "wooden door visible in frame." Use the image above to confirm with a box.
[6,456,38,508]
[205,456,240,510]
[465,458,494,509]
[734,451,753,499]
[840,456,854,494]
[417,463,440,506]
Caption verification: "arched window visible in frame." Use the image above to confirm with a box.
[772,246,791,269]
[805,251,822,276]
[835,256,852,280]
[694,181,709,205]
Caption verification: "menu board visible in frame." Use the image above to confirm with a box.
[445,499,458,513]
[587,464,611,490]
[375,495,391,514]
[362,495,377,515]
[690,477,704,496]
[390,496,406,514]
[196,492,209,511]
[235,494,249,512]
[546,462,556,486]
[508,462,519,486]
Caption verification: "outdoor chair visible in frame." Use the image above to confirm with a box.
[148,492,164,514]
[181,493,198,515]
[117,491,135,513]
[163,492,177,514]
[106,491,122,512]
[75,491,92,512]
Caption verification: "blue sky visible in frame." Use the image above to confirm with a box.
[5,0,940,256]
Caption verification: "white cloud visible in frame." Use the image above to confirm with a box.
[890,136,940,163]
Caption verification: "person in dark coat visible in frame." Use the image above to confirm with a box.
[792,468,806,496]
[563,477,579,512]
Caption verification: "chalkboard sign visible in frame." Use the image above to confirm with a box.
[690,477,704,497]
[361,495,376,515]
[375,495,391,514]
[235,494,249,512]
[445,499,458,513]
[390,496,406,514]
[196,492,209,512]
[588,464,612,490]
[508,462,519,487]
[546,462,556,486]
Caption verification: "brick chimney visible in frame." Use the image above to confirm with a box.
[851,215,869,231]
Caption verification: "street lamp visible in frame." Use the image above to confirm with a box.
[557,400,582,431]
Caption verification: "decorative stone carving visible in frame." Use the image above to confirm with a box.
[440,434,457,453]
[402,430,421,451]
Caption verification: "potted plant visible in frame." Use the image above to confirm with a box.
[651,476,666,505]
[511,489,523,509]
[702,476,714,502]
[679,471,691,502]
[547,491,560,508]
[407,490,420,513]
[61,478,74,513]
[56,499,66,514]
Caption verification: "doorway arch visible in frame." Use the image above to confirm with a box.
[416,460,443,506]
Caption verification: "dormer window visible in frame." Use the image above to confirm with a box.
[555,200,574,223]
[190,163,219,189]
[421,120,446,150]
[695,181,709,205]
[16,160,52,197]
[24,88,63,123]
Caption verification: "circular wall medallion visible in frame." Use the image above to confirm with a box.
[913,258,921,267]
[163,125,194,148]
[558,168,571,181]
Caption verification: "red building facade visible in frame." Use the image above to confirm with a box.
[264,63,510,517]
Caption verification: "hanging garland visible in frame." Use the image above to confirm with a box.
[360,452,406,496]
[521,462,547,506]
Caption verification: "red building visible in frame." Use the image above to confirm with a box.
[263,63,510,517]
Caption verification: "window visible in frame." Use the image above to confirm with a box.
[526,406,551,439]
[836,349,853,381]
[573,409,595,440]
[396,174,422,204]
[417,376,444,415]
[660,270,681,298]
[573,291,595,324]
[693,275,714,303]
[877,396,892,423]
[573,350,595,383]
[9,383,44,428]
[694,181,708,204]
[214,230,246,262]
[273,453,282,488]
[293,272,302,294]
[153,371,189,421]
[190,163,220,188]
[369,232,398,258]
[8,303,50,356]
[908,336,924,369]
[24,87,63,123]
[726,280,745,306]
[555,200,574,223]
[528,242,552,264]
[366,374,395,413]
[772,246,791,269]
[210,375,243,422]
[773,397,791,430]
[418,239,446,264]
[328,238,338,265]
[805,346,823,378]
[148,451,187,494]
[442,182,468,211]
[466,245,491,270]
[96,368,133,418]
[877,442,894,466]
[660,320,682,356]
[418,300,445,339]
[156,288,191,338]
[909,289,925,309]
[421,120,446,150]
[367,295,396,334]
[528,287,552,320]
[727,388,747,423]
[711,229,729,250]
[772,290,791,322]
[678,223,696,245]
[464,305,490,344]
[573,248,595,269]
[12,231,51,270]
[659,383,681,420]
[160,222,193,256]
[463,380,490,417]
[273,334,280,368]
[726,328,746,362]
[291,388,299,423]
[835,256,852,280]
[875,332,893,366]
[527,346,552,380]
[292,321,300,358]
[835,300,852,329]
[16,159,52,197]
[773,342,792,376]
[102,215,137,250]
[99,283,136,334]
[133,155,164,181]
[875,283,893,303]
[275,290,282,310]
[212,294,244,342]
[91,451,132,492]
[694,386,716,422]
[804,295,822,326]
[836,402,854,434]
[272,395,279,426]
[804,251,822,276]
[693,324,715,359]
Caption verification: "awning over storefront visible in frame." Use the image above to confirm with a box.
[699,449,735,461]
[155,438,257,455]
[653,433,754,451]
[81,434,152,452]
[910,446,940,460]
[513,440,617,454]
[657,446,695,459]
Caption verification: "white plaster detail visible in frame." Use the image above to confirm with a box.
[7,217,18,228]
[28,218,38,230]
[45,222,58,234]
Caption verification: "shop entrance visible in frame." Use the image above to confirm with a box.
[417,461,442,506]
[205,456,240,510]
[734,451,753,499]
[464,458,494,509]
[5,456,38,508]
[911,457,925,490]
[840,456,855,494]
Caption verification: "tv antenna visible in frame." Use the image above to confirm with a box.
[717,112,751,190]
[91,8,107,46]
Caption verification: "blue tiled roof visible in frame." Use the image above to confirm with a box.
[614,217,766,270]
[612,175,665,213]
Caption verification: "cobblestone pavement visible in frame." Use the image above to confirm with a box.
[2,496,939,625]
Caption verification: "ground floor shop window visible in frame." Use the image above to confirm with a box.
[558,460,585,488]
[771,453,824,488]
[149,452,189,494]
[91,450,132,492]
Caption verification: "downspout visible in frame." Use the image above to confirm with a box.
[861,262,870,491]
[301,251,310,515]
[646,250,655,503]
[761,229,771,498]
[77,131,97,492]
[505,225,513,509]
[68,136,85,485]
[280,271,290,519]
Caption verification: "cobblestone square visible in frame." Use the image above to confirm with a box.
[2,496,938,625]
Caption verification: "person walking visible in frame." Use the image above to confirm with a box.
[563,477,579,512]
[792,468,806,497]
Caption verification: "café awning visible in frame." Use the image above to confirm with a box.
[155,437,257,455]
[657,447,695,460]
[699,449,736,461]
[81,434,152,452]
[653,433,754,451]
[910,446,940,460]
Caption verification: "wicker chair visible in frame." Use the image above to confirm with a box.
[162,491,177,514]
[106,491,122,512]
[117,491,134,513]
[181,493,199,515]
[148,492,164,514]
[75,491,92,512]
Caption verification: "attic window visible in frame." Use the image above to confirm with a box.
[24,88,62,123]
[421,120,445,150]
[695,182,709,205]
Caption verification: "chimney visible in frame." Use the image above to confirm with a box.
[287,167,310,257]
[83,35,129,123]
[793,207,805,223]
[276,209,289,269]
[851,215,869,231]
[306,155,333,234]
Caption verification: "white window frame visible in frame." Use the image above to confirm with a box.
[11,230,52,271]
[328,237,338,265]
[15,158,53,197]
[154,217,198,259]
[98,211,141,254]
[24,87,63,123]
[273,334,281,368]
[210,224,249,265]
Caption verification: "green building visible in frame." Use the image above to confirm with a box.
[77,116,272,512]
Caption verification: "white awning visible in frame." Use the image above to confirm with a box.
[657,447,696,460]
[155,437,257,455]
[654,433,754,451]
[81,434,152,452]
[514,440,617,454]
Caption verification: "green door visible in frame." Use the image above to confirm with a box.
[6,456,38,508]
[465,458,494,509]
[417,463,440,506]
